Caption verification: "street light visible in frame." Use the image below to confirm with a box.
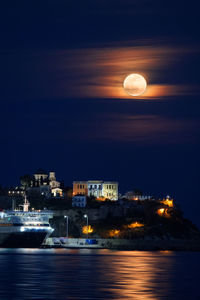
[64,215,68,238]
[84,214,88,239]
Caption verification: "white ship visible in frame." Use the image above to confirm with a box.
[0,196,54,248]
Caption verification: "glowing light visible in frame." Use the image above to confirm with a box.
[82,225,93,234]
[160,199,173,207]
[126,222,144,229]
[108,229,120,237]
[123,74,147,97]
[157,208,165,216]
[157,208,171,218]
[20,226,53,232]
[97,197,107,202]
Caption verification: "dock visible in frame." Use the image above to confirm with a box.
[42,237,200,251]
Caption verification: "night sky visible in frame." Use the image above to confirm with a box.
[1,1,200,225]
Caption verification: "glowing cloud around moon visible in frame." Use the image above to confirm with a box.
[123,74,147,96]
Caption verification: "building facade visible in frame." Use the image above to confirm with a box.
[32,170,63,197]
[73,181,88,196]
[101,182,118,200]
[123,191,152,201]
[73,180,118,200]
[72,195,87,207]
[28,170,63,198]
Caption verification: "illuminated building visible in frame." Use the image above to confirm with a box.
[52,187,63,198]
[73,181,88,196]
[8,186,25,196]
[101,182,118,200]
[123,191,152,201]
[33,169,48,184]
[73,180,118,200]
[31,170,63,198]
[9,169,63,199]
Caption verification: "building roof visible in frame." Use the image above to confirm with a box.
[73,181,88,184]
[34,169,48,175]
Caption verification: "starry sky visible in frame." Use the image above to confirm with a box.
[1,1,200,225]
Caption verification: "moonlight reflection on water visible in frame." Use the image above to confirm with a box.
[0,249,199,299]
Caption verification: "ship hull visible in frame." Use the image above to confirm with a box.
[0,231,50,248]
[0,209,54,248]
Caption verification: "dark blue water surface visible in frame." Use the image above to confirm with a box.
[0,249,199,300]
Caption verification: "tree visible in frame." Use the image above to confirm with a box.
[133,189,143,196]
[20,174,32,187]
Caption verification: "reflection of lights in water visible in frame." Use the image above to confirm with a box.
[99,251,174,299]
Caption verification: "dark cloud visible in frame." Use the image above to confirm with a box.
[1,0,200,50]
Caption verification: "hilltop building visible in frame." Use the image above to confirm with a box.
[9,169,63,199]
[123,191,152,201]
[29,170,63,198]
[73,180,118,200]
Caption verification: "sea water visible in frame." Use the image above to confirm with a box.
[0,249,199,300]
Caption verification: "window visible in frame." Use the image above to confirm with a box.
[94,185,97,189]
[109,185,111,189]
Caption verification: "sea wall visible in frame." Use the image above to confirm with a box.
[44,237,200,251]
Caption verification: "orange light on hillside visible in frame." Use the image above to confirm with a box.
[108,229,120,237]
[126,222,144,229]
[161,199,173,207]
[97,197,107,202]
[82,225,93,234]
[157,208,171,218]
[157,208,165,216]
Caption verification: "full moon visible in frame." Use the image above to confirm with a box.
[123,73,147,96]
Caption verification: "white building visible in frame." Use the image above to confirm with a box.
[72,195,87,207]
[52,187,63,198]
[49,172,61,189]
[33,169,48,183]
[32,170,63,198]
[73,180,118,201]
[123,191,152,201]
